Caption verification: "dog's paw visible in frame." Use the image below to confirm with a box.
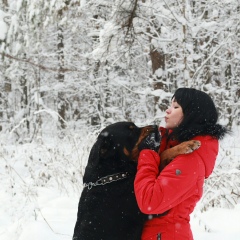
[185,140,201,154]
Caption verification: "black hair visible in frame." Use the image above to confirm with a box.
[169,88,229,142]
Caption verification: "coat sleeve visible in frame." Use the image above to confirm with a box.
[134,149,200,214]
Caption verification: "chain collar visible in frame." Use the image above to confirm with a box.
[83,172,130,190]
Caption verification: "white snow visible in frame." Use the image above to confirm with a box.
[1,189,239,240]
[191,204,240,239]
[0,10,8,40]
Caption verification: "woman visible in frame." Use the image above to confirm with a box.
[134,88,228,240]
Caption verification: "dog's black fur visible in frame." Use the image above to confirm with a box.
[72,122,160,240]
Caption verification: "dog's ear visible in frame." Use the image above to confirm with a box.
[84,136,113,172]
[99,136,115,159]
[83,133,116,182]
[98,132,116,159]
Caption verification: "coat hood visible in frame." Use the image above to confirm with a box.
[193,135,219,178]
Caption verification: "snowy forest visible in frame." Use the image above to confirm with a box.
[0,0,240,239]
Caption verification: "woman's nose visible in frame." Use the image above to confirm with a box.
[166,108,171,114]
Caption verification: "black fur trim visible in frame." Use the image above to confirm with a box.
[171,123,230,142]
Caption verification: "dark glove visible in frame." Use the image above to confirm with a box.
[138,132,161,153]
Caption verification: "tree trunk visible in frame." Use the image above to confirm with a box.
[150,48,166,112]
[57,9,66,129]
[20,53,30,132]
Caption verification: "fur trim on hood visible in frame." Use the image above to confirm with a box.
[172,123,229,142]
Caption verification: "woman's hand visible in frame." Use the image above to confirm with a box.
[138,132,161,153]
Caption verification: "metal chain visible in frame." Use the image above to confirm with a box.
[83,172,129,190]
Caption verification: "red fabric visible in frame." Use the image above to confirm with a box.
[134,129,219,240]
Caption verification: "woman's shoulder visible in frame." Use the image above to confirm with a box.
[193,135,219,144]
[191,135,219,178]
[192,136,219,154]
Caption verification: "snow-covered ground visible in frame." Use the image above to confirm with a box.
[191,204,240,239]
[0,129,240,240]
[1,188,240,240]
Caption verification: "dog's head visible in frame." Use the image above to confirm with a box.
[97,122,160,162]
[84,122,160,182]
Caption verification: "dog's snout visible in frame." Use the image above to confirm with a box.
[148,125,158,132]
[143,125,159,134]
[153,125,158,130]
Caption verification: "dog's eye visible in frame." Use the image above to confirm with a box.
[129,125,135,130]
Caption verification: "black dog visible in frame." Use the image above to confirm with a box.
[72,122,200,240]
[72,122,159,240]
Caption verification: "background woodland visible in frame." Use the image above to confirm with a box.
[0,0,239,140]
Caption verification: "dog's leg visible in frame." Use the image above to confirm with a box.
[159,140,201,171]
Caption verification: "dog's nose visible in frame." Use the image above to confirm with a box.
[152,125,158,130]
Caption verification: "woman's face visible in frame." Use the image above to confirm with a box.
[165,98,184,129]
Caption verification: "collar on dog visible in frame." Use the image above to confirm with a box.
[83,172,130,190]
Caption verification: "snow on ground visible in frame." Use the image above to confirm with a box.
[1,185,240,240]
[1,187,240,240]
[191,204,240,240]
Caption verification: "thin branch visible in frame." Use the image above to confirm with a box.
[1,52,79,73]
[36,208,71,237]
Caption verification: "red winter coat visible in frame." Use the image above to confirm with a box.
[134,128,219,240]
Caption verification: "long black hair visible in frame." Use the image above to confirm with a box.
[169,88,229,142]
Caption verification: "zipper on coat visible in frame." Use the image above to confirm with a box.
[157,233,161,240]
